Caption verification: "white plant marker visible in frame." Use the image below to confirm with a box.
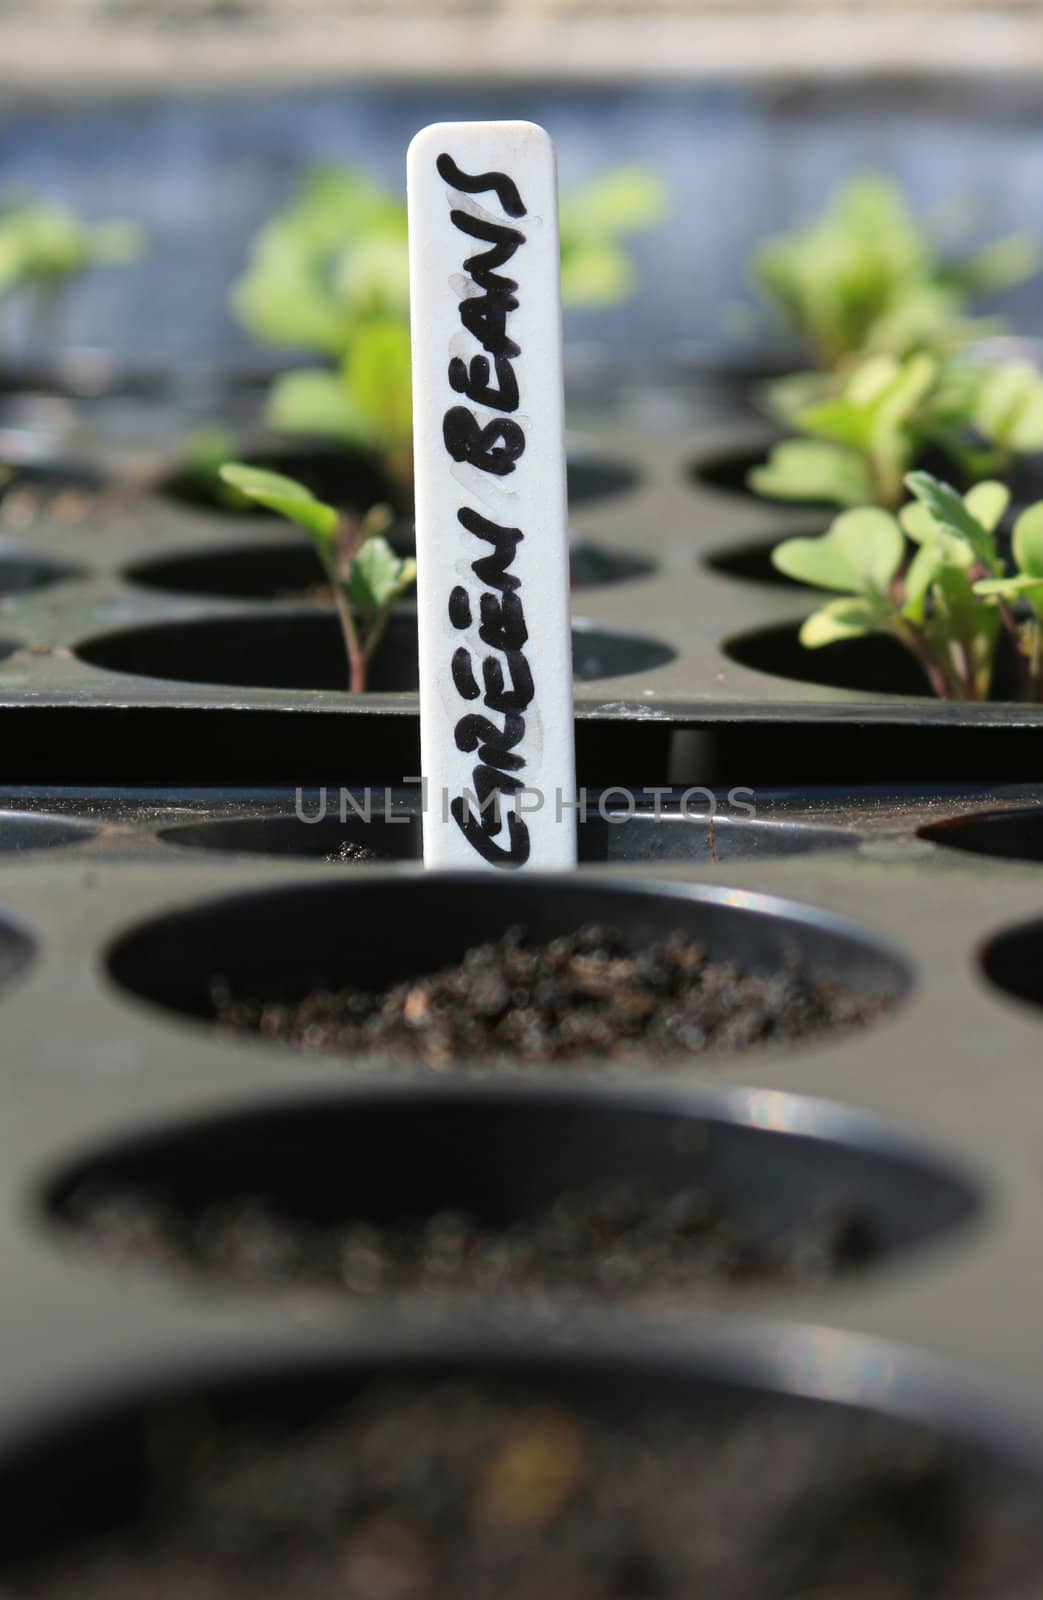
[407,120,577,870]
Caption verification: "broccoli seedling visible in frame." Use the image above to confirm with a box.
[264,317,414,500]
[771,469,1043,701]
[219,463,416,694]
[751,352,938,511]
[0,197,144,353]
[231,161,667,499]
[749,173,1039,371]
[752,353,1043,512]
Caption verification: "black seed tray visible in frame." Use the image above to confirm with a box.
[2,383,1043,1578]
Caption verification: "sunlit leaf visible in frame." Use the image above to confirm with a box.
[773,508,904,595]
[799,596,884,648]
[218,463,339,542]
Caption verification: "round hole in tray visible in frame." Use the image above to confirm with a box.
[125,537,655,602]
[690,443,839,511]
[158,442,398,519]
[46,1086,980,1304]
[75,611,674,691]
[982,916,1043,1013]
[920,807,1043,863]
[725,620,934,695]
[106,876,909,1069]
[0,812,96,853]
[0,549,82,595]
[703,535,815,588]
[568,539,656,589]
[0,908,34,995]
[0,462,106,534]
[566,452,640,505]
[0,461,107,501]
[0,1334,1038,1597]
[725,620,1029,698]
[158,440,637,517]
[157,809,857,867]
[1009,452,1043,507]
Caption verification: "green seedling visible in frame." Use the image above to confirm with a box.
[264,317,414,498]
[0,197,144,351]
[231,161,667,494]
[749,173,1038,371]
[557,164,669,305]
[751,352,938,511]
[219,463,416,693]
[972,499,1043,699]
[752,352,1043,512]
[772,469,1043,701]
[173,428,254,510]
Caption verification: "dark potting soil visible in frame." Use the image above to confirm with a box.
[4,1382,1040,1600]
[324,839,384,864]
[212,925,888,1068]
[63,1178,878,1305]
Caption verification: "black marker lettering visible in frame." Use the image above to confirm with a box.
[448,353,519,413]
[443,407,525,476]
[440,152,534,868]
[436,154,527,218]
[451,647,481,700]
[448,586,472,629]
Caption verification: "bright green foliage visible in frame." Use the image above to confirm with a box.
[232,160,666,488]
[558,165,668,305]
[0,198,143,355]
[749,173,1039,370]
[219,462,415,693]
[753,351,1043,513]
[972,497,1043,695]
[0,199,143,302]
[772,469,1043,700]
[751,352,937,510]
[174,428,251,510]
[232,166,409,355]
[266,318,414,489]
[218,463,339,540]
[233,161,668,352]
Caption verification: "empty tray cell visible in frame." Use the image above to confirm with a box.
[157,442,397,518]
[0,812,96,853]
[158,441,637,516]
[126,537,655,600]
[920,808,1043,863]
[158,809,857,867]
[726,621,935,696]
[76,612,675,691]
[982,916,1043,1014]
[703,536,813,588]
[0,548,82,595]
[0,462,107,530]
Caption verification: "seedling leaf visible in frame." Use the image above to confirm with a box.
[749,439,871,507]
[799,597,884,648]
[218,464,339,542]
[1013,501,1043,580]
[773,508,904,595]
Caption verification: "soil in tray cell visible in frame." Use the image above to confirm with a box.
[3,1382,1039,1599]
[214,924,888,1068]
[65,1177,878,1307]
